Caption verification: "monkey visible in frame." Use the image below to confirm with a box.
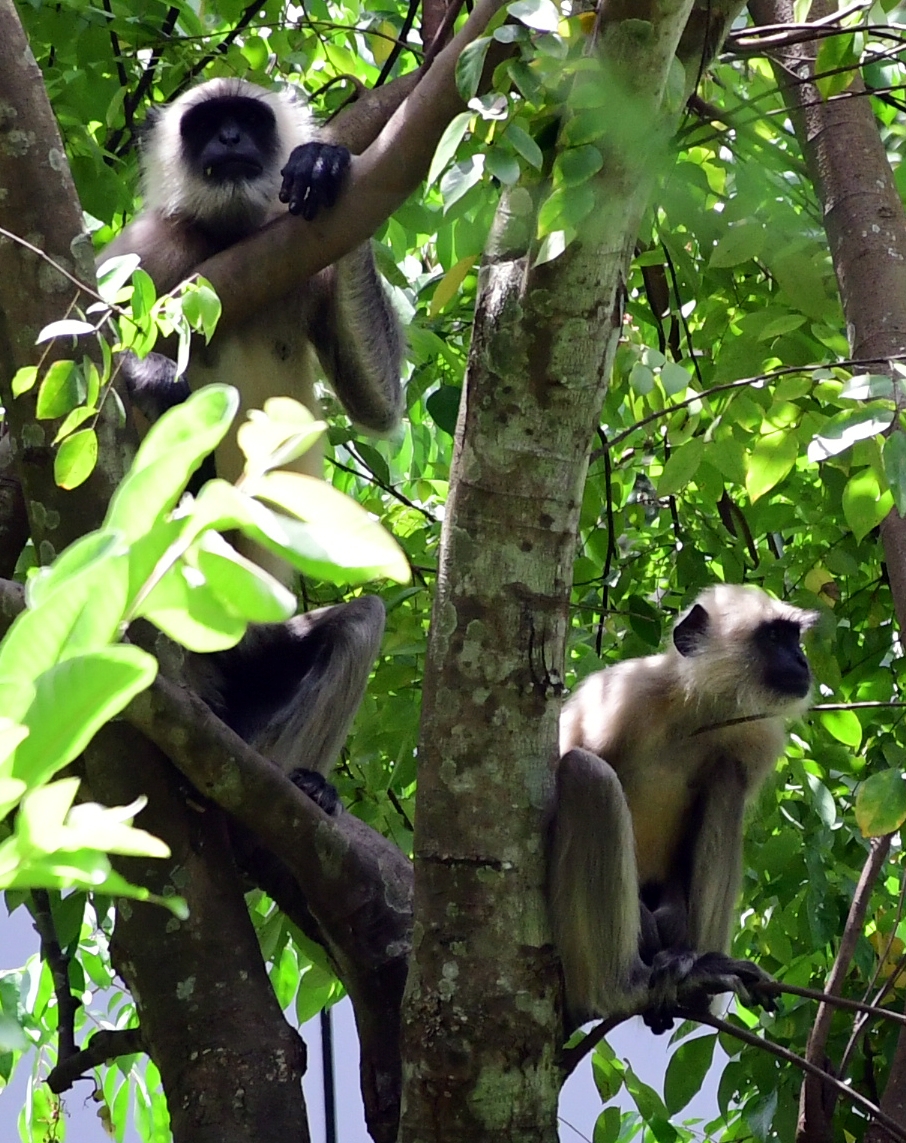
[548,584,818,1031]
[101,76,404,482]
[98,77,405,802]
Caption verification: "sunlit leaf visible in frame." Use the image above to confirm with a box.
[842,467,894,542]
[820,708,862,747]
[745,431,798,501]
[856,770,906,837]
[55,427,98,489]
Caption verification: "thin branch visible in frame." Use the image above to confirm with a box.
[765,980,906,1029]
[375,0,420,85]
[0,226,96,301]
[605,354,906,452]
[799,836,893,1139]
[46,1027,145,1093]
[560,1014,627,1077]
[686,1009,906,1143]
[30,890,79,1061]
[107,6,180,158]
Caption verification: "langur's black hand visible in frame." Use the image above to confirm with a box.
[280,142,351,221]
[644,950,777,1033]
[288,767,341,816]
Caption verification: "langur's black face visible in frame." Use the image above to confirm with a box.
[753,619,811,698]
[180,96,279,184]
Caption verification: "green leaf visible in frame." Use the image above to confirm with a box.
[657,438,704,497]
[745,431,798,501]
[709,222,766,269]
[816,31,858,99]
[746,1087,779,1142]
[508,0,560,31]
[484,148,521,185]
[55,427,98,489]
[181,279,222,339]
[808,406,893,462]
[243,470,411,583]
[36,359,82,419]
[0,548,129,681]
[106,384,239,539]
[426,386,462,436]
[883,432,906,515]
[138,563,248,652]
[553,145,603,188]
[194,533,296,624]
[820,708,862,748]
[506,124,543,169]
[537,183,593,236]
[592,1106,621,1143]
[27,529,124,608]
[10,647,157,787]
[455,38,492,102]
[842,467,894,542]
[855,770,906,837]
[237,397,324,478]
[664,1034,716,1113]
[427,112,473,187]
[660,362,690,397]
[12,365,38,396]
[36,320,94,343]
[62,796,171,858]
[95,252,141,302]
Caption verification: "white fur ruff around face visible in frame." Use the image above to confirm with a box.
[141,77,317,228]
[673,584,818,720]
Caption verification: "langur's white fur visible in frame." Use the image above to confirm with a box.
[550,584,818,1025]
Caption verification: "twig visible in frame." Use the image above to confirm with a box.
[686,1008,906,1143]
[560,1014,627,1077]
[376,0,420,85]
[800,836,893,1140]
[46,1027,145,1093]
[605,354,906,452]
[30,890,80,1061]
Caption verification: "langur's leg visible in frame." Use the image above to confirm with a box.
[643,760,776,1032]
[187,596,385,807]
[548,749,649,1028]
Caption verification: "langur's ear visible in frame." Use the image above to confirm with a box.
[673,603,709,656]
[798,609,821,632]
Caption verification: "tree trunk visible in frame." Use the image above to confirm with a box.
[399,2,747,1139]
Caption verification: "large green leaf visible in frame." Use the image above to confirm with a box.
[10,647,157,787]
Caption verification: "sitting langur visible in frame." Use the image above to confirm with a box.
[549,584,817,1029]
[100,77,405,801]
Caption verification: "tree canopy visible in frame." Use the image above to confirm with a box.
[3,0,906,1140]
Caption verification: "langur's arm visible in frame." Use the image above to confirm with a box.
[548,749,649,1026]
[187,596,386,787]
[311,247,405,434]
[98,215,216,294]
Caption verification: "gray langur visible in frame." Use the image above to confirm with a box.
[99,77,405,805]
[101,76,404,481]
[549,584,817,1030]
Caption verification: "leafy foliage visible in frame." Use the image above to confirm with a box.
[6,0,906,1138]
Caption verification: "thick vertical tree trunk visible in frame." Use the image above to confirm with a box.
[399,2,747,1139]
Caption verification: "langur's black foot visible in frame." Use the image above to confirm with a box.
[279,142,351,220]
[288,767,340,815]
[643,950,777,1033]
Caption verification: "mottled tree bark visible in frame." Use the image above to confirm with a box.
[399,2,747,1140]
